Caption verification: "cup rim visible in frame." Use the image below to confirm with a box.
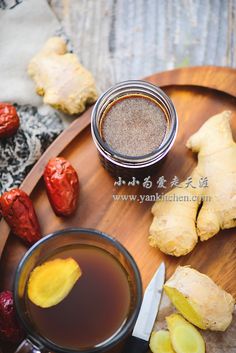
[14,227,143,353]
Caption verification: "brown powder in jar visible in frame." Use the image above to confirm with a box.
[100,94,168,157]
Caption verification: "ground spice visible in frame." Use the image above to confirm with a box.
[101,94,167,157]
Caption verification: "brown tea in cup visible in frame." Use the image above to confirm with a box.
[26,245,131,350]
[14,229,142,353]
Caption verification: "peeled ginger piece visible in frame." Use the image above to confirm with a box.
[167,314,205,353]
[149,330,175,353]
[28,258,82,308]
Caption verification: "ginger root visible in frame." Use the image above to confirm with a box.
[164,266,235,331]
[149,169,201,256]
[166,313,205,353]
[149,330,175,353]
[28,37,98,114]
[28,258,82,308]
[149,111,236,256]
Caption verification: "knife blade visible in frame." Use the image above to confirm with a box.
[123,262,165,353]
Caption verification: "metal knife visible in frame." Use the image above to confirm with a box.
[123,262,165,353]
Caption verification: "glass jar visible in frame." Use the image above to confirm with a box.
[91,80,178,179]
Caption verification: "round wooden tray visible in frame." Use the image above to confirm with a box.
[0,66,236,352]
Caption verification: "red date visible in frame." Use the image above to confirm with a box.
[0,189,41,245]
[0,291,25,343]
[44,157,79,216]
[0,103,20,138]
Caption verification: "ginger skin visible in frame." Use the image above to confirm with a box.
[186,111,236,240]
[164,266,235,332]
[149,111,236,256]
[28,37,98,115]
[149,170,201,256]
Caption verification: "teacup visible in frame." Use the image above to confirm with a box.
[14,228,142,353]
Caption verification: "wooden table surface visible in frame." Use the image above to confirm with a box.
[49,0,236,93]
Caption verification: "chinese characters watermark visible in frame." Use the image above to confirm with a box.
[114,175,209,189]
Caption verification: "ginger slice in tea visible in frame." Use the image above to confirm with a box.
[27,258,82,308]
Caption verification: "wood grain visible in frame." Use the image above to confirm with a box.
[49,0,236,93]
[0,67,236,353]
[0,66,235,258]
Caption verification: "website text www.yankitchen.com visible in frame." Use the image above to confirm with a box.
[112,193,211,204]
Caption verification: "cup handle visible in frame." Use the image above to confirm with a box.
[14,338,44,353]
